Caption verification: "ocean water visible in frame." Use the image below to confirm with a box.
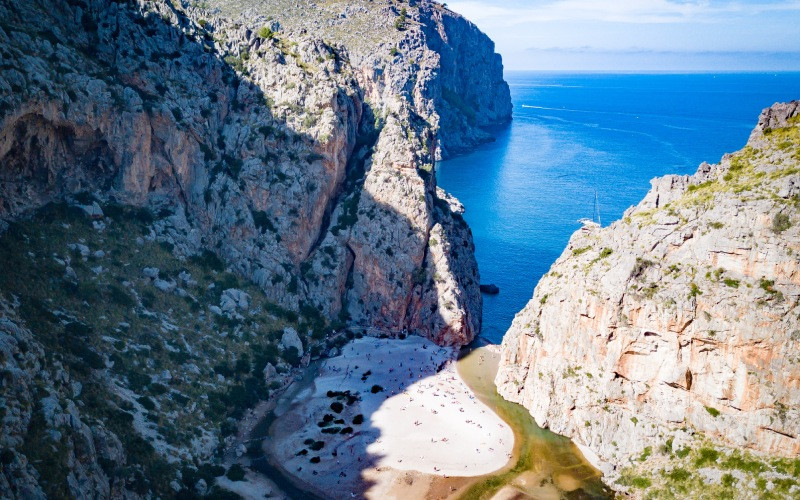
[437,72,800,344]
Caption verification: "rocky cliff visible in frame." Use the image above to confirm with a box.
[0,0,511,345]
[496,102,800,496]
[0,0,509,496]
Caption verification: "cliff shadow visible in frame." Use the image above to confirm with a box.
[0,0,365,497]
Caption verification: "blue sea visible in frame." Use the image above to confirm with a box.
[437,72,800,344]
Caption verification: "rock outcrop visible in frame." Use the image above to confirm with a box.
[206,0,512,158]
[496,103,800,486]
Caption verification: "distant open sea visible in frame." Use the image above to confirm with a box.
[437,72,800,344]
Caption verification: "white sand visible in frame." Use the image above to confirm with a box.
[358,340,513,475]
[270,335,513,485]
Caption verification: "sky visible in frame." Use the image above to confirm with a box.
[446,0,800,71]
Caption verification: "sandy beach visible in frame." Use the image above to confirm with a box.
[265,336,513,497]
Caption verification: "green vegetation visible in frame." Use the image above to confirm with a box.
[721,473,737,488]
[411,266,427,286]
[572,245,591,256]
[251,209,277,233]
[619,475,652,489]
[631,257,654,278]
[665,467,691,482]
[759,278,784,302]
[442,87,477,125]
[223,53,248,75]
[0,201,333,495]
[394,8,407,30]
[618,439,800,498]
[330,192,360,235]
[586,247,613,269]
[226,464,246,481]
[641,283,658,299]
[171,107,183,122]
[705,406,721,417]
[19,398,72,497]
[695,447,720,467]
[257,26,275,39]
[772,212,792,233]
[687,180,714,193]
[723,278,740,288]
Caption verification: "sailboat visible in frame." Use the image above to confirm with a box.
[578,190,601,229]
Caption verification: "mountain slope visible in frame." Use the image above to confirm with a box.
[0,0,510,496]
[0,0,511,345]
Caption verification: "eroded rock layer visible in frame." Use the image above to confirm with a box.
[497,103,800,478]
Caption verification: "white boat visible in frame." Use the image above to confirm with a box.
[578,191,602,228]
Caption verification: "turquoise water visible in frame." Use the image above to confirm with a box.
[437,72,800,344]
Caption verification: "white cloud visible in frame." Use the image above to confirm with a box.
[448,0,800,24]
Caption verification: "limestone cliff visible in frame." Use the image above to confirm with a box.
[496,102,800,494]
[0,0,509,496]
[0,0,511,346]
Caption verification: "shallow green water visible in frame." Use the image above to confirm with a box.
[456,347,611,499]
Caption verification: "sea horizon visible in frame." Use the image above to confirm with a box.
[505,69,800,75]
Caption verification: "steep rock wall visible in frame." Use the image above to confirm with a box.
[496,103,800,475]
[203,0,512,159]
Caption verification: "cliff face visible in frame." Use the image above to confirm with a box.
[0,0,509,497]
[0,0,511,346]
[204,0,512,159]
[496,103,800,491]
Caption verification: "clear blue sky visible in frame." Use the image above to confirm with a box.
[447,0,800,71]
